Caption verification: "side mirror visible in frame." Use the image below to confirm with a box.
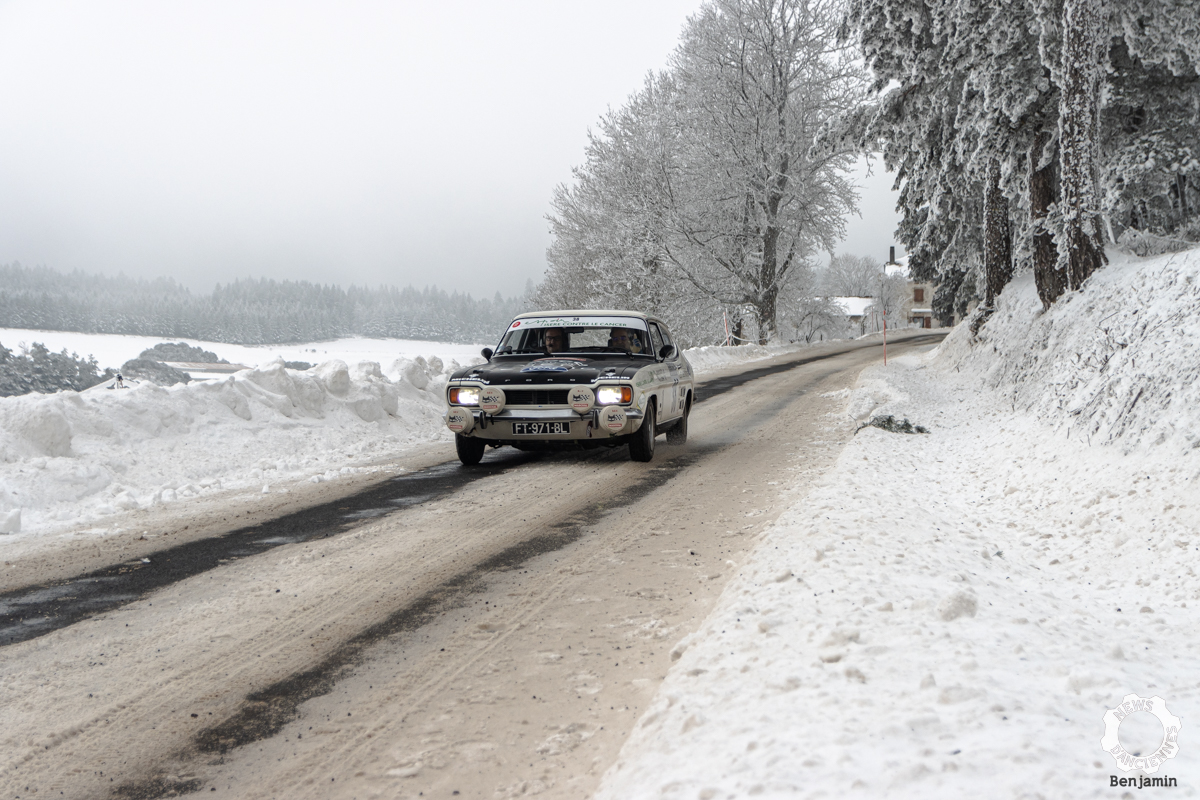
[481,347,494,361]
[658,344,676,360]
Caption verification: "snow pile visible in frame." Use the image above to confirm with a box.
[684,342,799,374]
[0,356,468,535]
[936,247,1200,452]
[597,249,1200,797]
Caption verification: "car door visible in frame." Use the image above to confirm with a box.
[648,321,683,422]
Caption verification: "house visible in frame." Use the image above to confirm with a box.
[831,296,876,336]
[885,248,941,329]
[904,276,937,329]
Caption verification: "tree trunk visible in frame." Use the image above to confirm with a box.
[758,175,784,344]
[754,286,778,345]
[1030,129,1065,309]
[1058,0,1108,291]
[983,159,1013,308]
[1176,173,1191,224]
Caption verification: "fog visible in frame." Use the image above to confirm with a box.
[0,1,901,296]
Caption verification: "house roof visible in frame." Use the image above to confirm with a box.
[163,362,251,378]
[831,296,875,316]
[884,255,910,279]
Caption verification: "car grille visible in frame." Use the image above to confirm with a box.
[505,389,569,406]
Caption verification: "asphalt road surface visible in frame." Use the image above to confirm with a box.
[0,332,943,800]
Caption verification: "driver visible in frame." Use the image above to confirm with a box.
[543,327,565,352]
[609,327,643,353]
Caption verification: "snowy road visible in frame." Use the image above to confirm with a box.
[0,333,942,800]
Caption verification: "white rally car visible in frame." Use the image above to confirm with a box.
[444,310,695,465]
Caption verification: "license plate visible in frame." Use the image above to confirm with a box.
[511,421,570,436]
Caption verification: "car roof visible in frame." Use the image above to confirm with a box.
[513,310,653,322]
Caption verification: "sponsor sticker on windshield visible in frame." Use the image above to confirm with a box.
[510,316,647,330]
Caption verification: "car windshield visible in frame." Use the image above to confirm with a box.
[495,315,652,356]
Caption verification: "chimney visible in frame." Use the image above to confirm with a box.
[889,246,895,264]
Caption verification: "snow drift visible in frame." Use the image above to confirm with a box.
[937,247,1200,452]
[0,356,466,535]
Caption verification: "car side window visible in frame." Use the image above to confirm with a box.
[656,323,673,349]
[648,324,665,359]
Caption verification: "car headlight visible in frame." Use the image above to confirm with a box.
[449,386,480,406]
[595,385,632,405]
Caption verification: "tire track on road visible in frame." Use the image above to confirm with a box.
[112,336,943,798]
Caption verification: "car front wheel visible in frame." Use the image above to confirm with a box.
[629,403,656,462]
[455,434,487,466]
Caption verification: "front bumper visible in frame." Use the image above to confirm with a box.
[445,406,644,441]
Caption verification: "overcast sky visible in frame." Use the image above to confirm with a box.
[0,1,902,297]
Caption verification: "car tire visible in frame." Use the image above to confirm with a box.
[455,434,487,466]
[665,398,689,445]
[629,403,656,462]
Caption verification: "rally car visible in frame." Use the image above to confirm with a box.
[444,311,694,465]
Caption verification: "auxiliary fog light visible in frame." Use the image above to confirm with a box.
[446,406,475,433]
[596,385,632,405]
[449,387,480,406]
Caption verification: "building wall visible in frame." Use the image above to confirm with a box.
[904,281,939,328]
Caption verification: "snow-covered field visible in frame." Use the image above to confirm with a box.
[0,332,795,539]
[0,328,490,373]
[597,247,1200,797]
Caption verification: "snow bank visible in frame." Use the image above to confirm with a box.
[0,356,471,536]
[598,248,1200,798]
[935,247,1200,452]
[684,342,797,375]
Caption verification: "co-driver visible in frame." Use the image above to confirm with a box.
[608,327,643,353]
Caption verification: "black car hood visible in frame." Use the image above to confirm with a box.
[450,355,648,385]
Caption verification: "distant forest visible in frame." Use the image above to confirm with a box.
[0,263,529,345]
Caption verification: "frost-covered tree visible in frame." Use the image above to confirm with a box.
[1101,9,1200,250]
[821,253,884,295]
[663,0,863,342]
[0,263,525,345]
[0,341,115,397]
[540,73,713,331]
[543,0,864,345]
[846,0,1200,312]
[841,0,1029,306]
[873,269,911,326]
[931,266,965,325]
[782,295,850,342]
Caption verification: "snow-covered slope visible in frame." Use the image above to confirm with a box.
[596,247,1200,798]
[937,247,1200,453]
